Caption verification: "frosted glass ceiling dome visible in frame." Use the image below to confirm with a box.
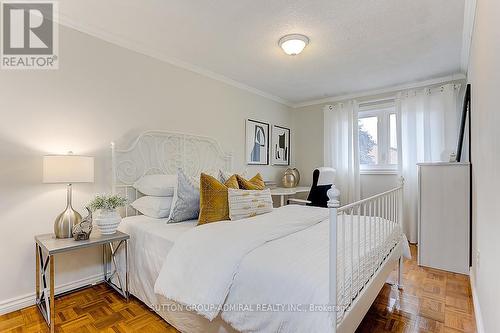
[278,34,310,56]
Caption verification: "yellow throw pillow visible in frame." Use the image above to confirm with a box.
[236,173,265,190]
[198,173,239,225]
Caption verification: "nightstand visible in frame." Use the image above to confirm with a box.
[34,231,130,333]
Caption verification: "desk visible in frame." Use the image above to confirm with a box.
[270,186,310,206]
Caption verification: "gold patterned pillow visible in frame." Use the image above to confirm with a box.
[227,188,273,221]
[236,173,265,190]
[198,173,239,225]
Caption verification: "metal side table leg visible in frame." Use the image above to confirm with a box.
[49,255,55,333]
[102,244,107,283]
[125,239,129,301]
[103,240,129,300]
[36,248,52,328]
[35,244,40,305]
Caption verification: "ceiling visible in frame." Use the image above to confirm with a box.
[58,0,466,106]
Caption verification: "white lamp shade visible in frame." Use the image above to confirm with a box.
[43,155,95,183]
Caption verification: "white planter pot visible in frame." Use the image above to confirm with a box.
[95,209,121,235]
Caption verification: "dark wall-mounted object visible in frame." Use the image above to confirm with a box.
[456,84,471,162]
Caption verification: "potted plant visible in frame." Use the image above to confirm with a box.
[88,194,127,235]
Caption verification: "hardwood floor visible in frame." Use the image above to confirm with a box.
[357,245,476,333]
[0,284,175,333]
[0,245,476,333]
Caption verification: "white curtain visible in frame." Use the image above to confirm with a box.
[398,83,462,243]
[323,101,360,204]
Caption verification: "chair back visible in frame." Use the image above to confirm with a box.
[306,167,336,207]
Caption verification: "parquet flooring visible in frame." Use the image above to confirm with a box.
[0,245,476,332]
[356,245,476,333]
[0,285,175,333]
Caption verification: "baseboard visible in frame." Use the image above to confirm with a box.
[0,273,104,315]
[469,268,485,333]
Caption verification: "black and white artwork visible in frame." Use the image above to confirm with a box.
[272,125,290,166]
[246,119,269,165]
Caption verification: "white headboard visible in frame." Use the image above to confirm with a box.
[111,130,232,216]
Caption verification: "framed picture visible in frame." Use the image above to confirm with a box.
[246,119,269,165]
[272,125,290,166]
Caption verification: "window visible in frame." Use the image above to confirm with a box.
[358,103,399,173]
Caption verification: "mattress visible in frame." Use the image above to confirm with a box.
[117,215,197,307]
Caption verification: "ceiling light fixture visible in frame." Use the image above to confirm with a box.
[278,34,309,56]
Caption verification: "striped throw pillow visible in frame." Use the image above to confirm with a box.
[228,188,273,221]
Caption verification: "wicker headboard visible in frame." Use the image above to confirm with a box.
[111,130,232,216]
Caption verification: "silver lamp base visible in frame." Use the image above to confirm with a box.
[54,184,82,239]
[54,206,82,238]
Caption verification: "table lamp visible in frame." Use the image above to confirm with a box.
[43,153,95,238]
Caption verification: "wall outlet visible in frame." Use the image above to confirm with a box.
[476,250,480,269]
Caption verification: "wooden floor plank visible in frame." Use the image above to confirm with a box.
[0,245,476,332]
[357,245,476,333]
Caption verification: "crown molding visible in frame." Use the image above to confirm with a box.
[54,13,468,110]
[461,0,477,74]
[55,14,293,108]
[292,73,467,109]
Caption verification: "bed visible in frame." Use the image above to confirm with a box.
[111,130,409,333]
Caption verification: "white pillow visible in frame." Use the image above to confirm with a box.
[133,174,177,196]
[228,188,273,221]
[131,196,174,218]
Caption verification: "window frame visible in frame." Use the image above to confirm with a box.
[358,102,400,175]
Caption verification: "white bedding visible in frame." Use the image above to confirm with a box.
[117,215,197,307]
[116,215,236,333]
[154,205,329,320]
[154,205,409,333]
[221,214,406,333]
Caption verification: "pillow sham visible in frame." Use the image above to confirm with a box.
[133,174,177,196]
[236,173,266,190]
[131,196,173,218]
[198,173,239,225]
[168,169,200,223]
[228,188,273,221]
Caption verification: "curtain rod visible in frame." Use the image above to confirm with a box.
[358,97,396,107]
[293,73,466,108]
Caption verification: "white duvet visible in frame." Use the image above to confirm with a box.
[154,205,408,333]
[154,205,329,320]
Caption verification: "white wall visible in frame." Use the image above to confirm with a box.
[292,105,324,187]
[0,25,292,311]
[467,0,500,331]
[291,104,398,198]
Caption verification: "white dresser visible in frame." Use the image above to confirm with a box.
[417,162,470,274]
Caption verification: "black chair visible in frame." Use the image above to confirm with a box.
[288,167,336,208]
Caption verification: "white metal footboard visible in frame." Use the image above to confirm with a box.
[328,179,404,331]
